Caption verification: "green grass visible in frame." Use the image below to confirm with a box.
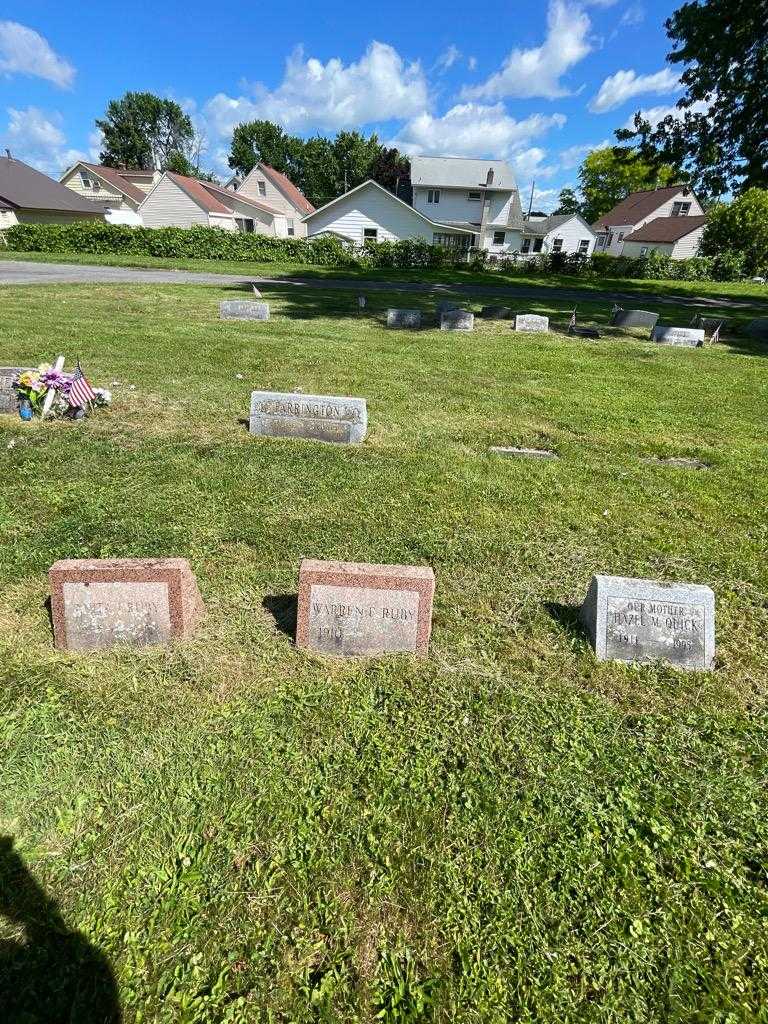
[1,283,768,1023]
[2,247,768,308]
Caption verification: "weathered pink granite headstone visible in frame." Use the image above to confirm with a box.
[49,558,204,651]
[296,559,435,657]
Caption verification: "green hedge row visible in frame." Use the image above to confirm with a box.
[1,220,754,282]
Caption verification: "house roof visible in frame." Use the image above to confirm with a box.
[592,185,692,229]
[303,179,475,235]
[523,213,594,237]
[0,156,106,214]
[410,156,518,191]
[162,172,282,216]
[78,163,147,205]
[623,214,707,243]
[258,163,315,215]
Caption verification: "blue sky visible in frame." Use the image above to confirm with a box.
[0,0,688,210]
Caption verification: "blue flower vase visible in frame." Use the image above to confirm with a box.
[19,399,33,421]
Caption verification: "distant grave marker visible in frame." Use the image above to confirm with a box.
[580,574,715,671]
[296,559,435,657]
[651,325,705,347]
[610,308,659,330]
[386,309,421,329]
[49,557,204,652]
[441,310,474,331]
[0,367,29,414]
[514,314,549,333]
[220,300,270,321]
[489,446,558,459]
[249,390,367,444]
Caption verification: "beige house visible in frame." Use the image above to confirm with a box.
[593,185,705,257]
[621,215,708,259]
[0,155,105,228]
[60,162,159,213]
[139,172,289,234]
[227,163,315,237]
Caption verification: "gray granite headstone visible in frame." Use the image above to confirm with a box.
[481,306,512,319]
[249,390,367,444]
[440,310,474,332]
[220,300,270,321]
[580,574,715,671]
[514,314,549,333]
[386,309,421,329]
[651,325,705,347]
[610,309,659,329]
[0,367,29,414]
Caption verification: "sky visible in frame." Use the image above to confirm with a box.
[0,0,689,211]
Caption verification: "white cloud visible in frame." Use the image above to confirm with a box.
[526,186,560,213]
[623,99,709,130]
[435,45,461,71]
[461,1,592,101]
[467,56,478,72]
[589,67,680,113]
[203,42,428,137]
[2,107,86,174]
[559,139,611,168]
[390,103,566,161]
[619,3,645,27]
[0,22,75,89]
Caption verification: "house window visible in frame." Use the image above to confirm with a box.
[617,231,625,242]
[640,246,648,256]
[552,237,563,252]
[235,218,255,233]
[468,191,481,202]
[493,230,506,245]
[80,171,93,188]
[258,181,267,197]
[596,234,605,248]
[532,238,543,253]
[287,218,295,236]
[578,239,589,254]
[671,201,691,216]
[363,227,378,241]
[521,238,532,254]
[607,232,614,246]
[427,189,440,204]
[433,233,471,250]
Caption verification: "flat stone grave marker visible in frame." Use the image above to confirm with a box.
[481,306,512,319]
[0,367,30,414]
[49,557,204,652]
[641,455,709,470]
[489,446,558,459]
[220,300,269,321]
[296,559,435,658]
[580,574,714,671]
[651,325,705,347]
[386,308,421,329]
[249,390,367,444]
[514,314,549,333]
[441,310,474,331]
[610,309,659,329]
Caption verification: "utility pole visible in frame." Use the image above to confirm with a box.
[527,179,535,218]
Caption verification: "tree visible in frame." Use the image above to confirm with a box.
[228,120,303,178]
[97,92,194,171]
[617,0,768,199]
[553,188,582,216]
[699,189,768,275]
[578,146,680,223]
[369,146,410,197]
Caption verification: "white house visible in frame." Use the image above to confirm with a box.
[593,185,704,257]
[303,179,475,249]
[409,156,524,253]
[520,213,596,258]
[620,215,708,259]
[139,172,289,234]
[228,162,314,237]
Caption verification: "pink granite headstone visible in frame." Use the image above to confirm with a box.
[49,557,204,651]
[296,558,435,657]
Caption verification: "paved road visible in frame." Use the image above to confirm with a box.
[0,259,762,310]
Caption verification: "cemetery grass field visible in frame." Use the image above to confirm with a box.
[2,249,768,308]
[2,281,768,1023]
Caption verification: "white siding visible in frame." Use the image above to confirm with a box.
[228,196,278,235]
[621,240,674,258]
[140,177,210,228]
[306,183,465,244]
[122,172,159,194]
[484,228,524,255]
[606,190,705,255]
[412,186,513,230]
[622,225,705,261]
[0,209,18,228]
[544,216,595,257]
[209,212,237,231]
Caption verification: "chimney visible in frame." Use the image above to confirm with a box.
[486,167,494,186]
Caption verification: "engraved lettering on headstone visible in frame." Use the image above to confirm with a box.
[604,595,706,665]
[62,581,172,651]
[308,585,420,656]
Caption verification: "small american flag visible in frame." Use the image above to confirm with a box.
[710,321,723,344]
[68,361,97,408]
[568,308,577,330]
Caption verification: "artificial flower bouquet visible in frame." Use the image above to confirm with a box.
[13,363,111,419]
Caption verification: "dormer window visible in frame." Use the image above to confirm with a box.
[671,201,691,216]
[80,171,93,188]
[468,191,481,201]
[427,189,440,204]
[258,181,266,197]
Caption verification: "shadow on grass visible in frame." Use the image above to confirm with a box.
[263,594,298,641]
[0,836,121,1022]
[544,601,588,641]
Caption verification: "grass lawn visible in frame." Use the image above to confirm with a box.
[3,248,768,309]
[1,282,767,1023]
